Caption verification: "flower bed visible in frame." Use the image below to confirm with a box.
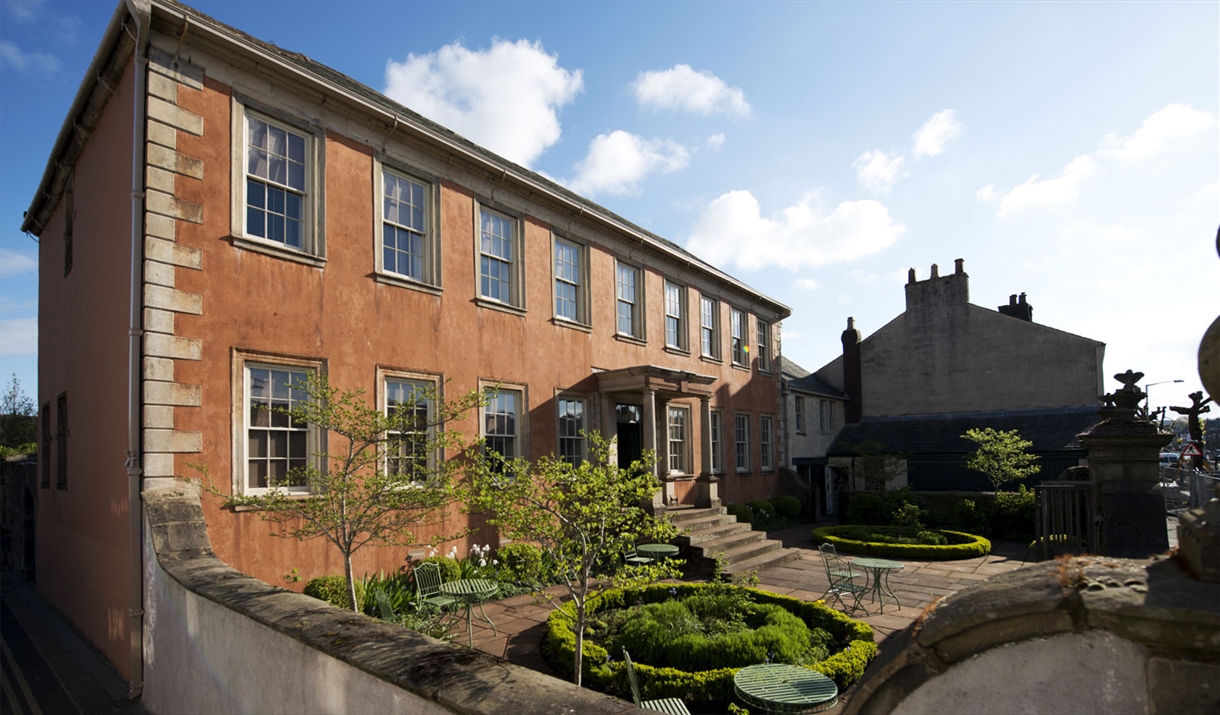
[542,583,876,711]
[813,525,990,560]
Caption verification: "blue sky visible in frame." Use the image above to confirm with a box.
[1,0,1216,415]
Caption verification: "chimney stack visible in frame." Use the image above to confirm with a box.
[842,317,863,424]
[998,292,1034,321]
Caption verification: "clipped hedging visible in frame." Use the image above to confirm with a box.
[303,575,366,610]
[813,525,990,560]
[542,583,876,711]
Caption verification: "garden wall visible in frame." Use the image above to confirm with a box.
[142,484,637,715]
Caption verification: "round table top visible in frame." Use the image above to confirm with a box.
[636,543,680,557]
[850,557,904,570]
[734,663,838,713]
[438,578,497,597]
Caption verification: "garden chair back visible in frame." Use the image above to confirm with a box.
[624,546,653,566]
[414,562,457,611]
[374,588,395,620]
[622,648,692,715]
[819,549,867,615]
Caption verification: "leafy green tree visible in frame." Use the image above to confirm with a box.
[962,427,1041,494]
[464,432,681,686]
[1,374,37,454]
[196,373,485,612]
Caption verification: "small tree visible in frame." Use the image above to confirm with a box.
[1,374,37,454]
[962,427,1041,493]
[464,432,681,686]
[198,373,484,612]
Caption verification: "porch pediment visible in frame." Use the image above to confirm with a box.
[594,364,715,398]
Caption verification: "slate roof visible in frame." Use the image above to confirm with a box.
[781,357,847,399]
[827,405,1102,457]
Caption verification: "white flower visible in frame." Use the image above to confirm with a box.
[492,559,499,566]
[479,559,487,567]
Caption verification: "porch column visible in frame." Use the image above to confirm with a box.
[600,393,617,464]
[695,395,720,508]
[641,388,665,514]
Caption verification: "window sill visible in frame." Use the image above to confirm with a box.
[230,235,326,268]
[475,297,527,317]
[374,272,442,296]
[233,491,315,510]
[663,345,691,357]
[551,317,592,333]
[614,333,647,347]
[735,470,751,476]
[758,368,773,376]
[700,354,723,366]
[731,363,751,373]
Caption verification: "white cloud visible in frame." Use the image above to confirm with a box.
[976,184,996,201]
[0,318,36,356]
[686,190,904,272]
[853,150,907,193]
[0,296,36,313]
[6,0,42,23]
[634,64,750,118]
[912,109,962,158]
[997,155,1096,216]
[383,39,582,168]
[1195,180,1219,200]
[796,278,820,291]
[847,269,878,283]
[1101,104,1215,162]
[565,131,689,197]
[707,133,726,151]
[0,249,37,277]
[0,40,59,73]
[783,329,804,340]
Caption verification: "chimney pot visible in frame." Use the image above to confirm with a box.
[955,258,964,275]
[1010,294,1017,306]
[847,317,855,330]
[908,268,916,284]
[1019,292,1027,305]
[930,263,939,279]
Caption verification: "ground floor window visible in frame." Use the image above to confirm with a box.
[710,410,723,474]
[668,405,690,474]
[483,386,523,468]
[384,377,436,484]
[760,415,774,472]
[244,364,314,494]
[735,413,750,473]
[557,397,585,465]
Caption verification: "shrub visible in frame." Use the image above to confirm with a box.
[991,485,1036,542]
[843,488,917,526]
[726,503,754,524]
[889,502,925,530]
[303,574,366,610]
[497,542,547,582]
[946,498,990,536]
[813,525,990,560]
[748,500,775,519]
[772,495,802,518]
[415,556,461,582]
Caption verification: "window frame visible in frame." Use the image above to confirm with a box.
[480,381,527,467]
[734,412,751,473]
[375,162,441,290]
[820,400,836,435]
[474,201,526,312]
[230,99,326,264]
[55,393,67,490]
[730,308,748,367]
[664,280,689,352]
[757,319,772,373]
[760,415,774,472]
[552,235,590,327]
[700,294,721,360]
[667,404,692,475]
[795,395,806,434]
[556,395,587,465]
[615,260,646,341]
[379,369,441,487]
[232,352,324,497]
[710,409,724,475]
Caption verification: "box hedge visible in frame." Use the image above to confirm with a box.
[812,525,991,560]
[303,575,366,610]
[542,583,876,711]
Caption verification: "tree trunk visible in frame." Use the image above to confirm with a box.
[344,553,359,613]
[572,600,585,687]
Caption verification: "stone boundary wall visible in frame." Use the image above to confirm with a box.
[141,485,639,714]
[844,554,1220,714]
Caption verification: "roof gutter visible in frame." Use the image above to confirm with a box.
[123,0,152,700]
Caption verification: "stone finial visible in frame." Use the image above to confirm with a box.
[930,263,939,279]
[1098,369,1146,420]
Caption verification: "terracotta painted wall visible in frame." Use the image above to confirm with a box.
[37,62,137,679]
[165,62,784,589]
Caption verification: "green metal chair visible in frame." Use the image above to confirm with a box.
[623,648,691,715]
[818,544,867,615]
[413,562,457,611]
[624,546,654,566]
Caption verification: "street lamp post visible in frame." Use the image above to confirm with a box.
[1145,379,1184,430]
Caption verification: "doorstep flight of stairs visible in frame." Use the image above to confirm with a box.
[666,506,802,576]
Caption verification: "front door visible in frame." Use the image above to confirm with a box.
[616,403,643,470]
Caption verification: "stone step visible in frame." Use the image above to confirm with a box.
[690,531,771,566]
[676,520,753,546]
[671,512,739,533]
[665,506,726,526]
[707,536,782,566]
[721,547,804,576]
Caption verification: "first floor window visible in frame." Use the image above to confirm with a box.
[616,261,642,338]
[820,400,835,434]
[735,413,750,472]
[55,393,67,489]
[483,387,522,466]
[668,406,690,474]
[700,296,720,358]
[795,395,806,434]
[665,280,687,350]
[246,114,309,250]
[245,365,313,493]
[479,207,519,305]
[757,320,771,372]
[554,237,587,323]
[557,397,585,465]
[382,169,431,282]
[731,309,747,366]
[385,378,434,483]
[760,416,774,472]
[710,410,724,474]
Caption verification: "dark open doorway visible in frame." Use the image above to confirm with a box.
[616,403,643,470]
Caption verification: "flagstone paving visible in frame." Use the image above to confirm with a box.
[450,523,1035,711]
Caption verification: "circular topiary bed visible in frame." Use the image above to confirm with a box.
[542,583,876,712]
[813,525,991,560]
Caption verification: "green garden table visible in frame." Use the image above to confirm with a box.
[733,663,838,713]
[438,578,498,646]
[849,557,903,613]
[636,543,680,560]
